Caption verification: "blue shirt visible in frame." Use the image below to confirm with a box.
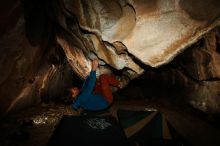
[72,71,109,111]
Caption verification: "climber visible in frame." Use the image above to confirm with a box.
[69,59,121,114]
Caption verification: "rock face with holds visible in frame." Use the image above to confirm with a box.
[57,0,220,78]
[0,0,220,113]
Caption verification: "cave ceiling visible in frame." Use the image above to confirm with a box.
[55,0,220,83]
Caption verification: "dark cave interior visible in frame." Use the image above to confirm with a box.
[1,0,220,146]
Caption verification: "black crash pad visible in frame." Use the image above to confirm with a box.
[48,115,128,146]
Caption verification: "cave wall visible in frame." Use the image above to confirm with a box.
[53,0,220,87]
[120,27,220,113]
[0,0,220,114]
[181,28,220,113]
[0,0,76,114]
[0,0,42,113]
